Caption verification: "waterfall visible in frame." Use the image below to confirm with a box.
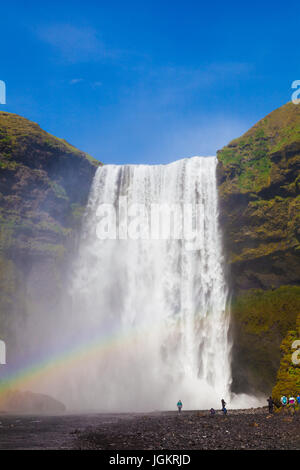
[66,156,231,411]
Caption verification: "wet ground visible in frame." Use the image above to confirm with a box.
[0,413,130,449]
[0,408,299,450]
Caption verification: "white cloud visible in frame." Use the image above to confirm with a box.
[68,78,103,88]
[70,78,84,85]
[37,24,108,63]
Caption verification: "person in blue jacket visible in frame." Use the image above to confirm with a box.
[177,400,182,413]
[281,396,288,406]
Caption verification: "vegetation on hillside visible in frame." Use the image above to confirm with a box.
[272,313,300,403]
[0,112,100,352]
[0,111,101,259]
[218,102,300,194]
[230,286,300,393]
[217,102,300,395]
[0,112,99,165]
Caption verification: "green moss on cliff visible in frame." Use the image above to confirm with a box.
[0,112,100,167]
[69,203,86,228]
[218,102,300,194]
[231,286,300,394]
[0,112,101,261]
[272,314,300,402]
[232,286,300,336]
[217,102,300,396]
[0,254,19,338]
[0,112,101,350]
[217,101,300,291]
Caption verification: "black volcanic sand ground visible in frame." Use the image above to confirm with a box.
[0,408,299,450]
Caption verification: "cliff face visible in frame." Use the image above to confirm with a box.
[217,102,300,395]
[272,313,300,404]
[0,112,100,356]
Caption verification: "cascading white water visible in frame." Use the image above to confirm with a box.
[59,156,232,411]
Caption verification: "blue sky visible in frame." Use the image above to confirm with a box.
[1,1,299,164]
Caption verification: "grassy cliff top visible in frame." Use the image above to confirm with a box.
[0,111,100,167]
[0,112,101,259]
[222,102,300,154]
[217,102,300,193]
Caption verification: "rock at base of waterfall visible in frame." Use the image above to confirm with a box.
[0,390,66,414]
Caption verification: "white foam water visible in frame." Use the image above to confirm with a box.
[60,156,233,411]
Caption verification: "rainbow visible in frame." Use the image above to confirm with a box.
[0,318,174,402]
[0,324,144,401]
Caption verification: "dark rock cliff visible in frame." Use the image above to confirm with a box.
[217,102,300,395]
[0,112,100,358]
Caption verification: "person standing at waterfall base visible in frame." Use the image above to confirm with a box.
[267,396,274,413]
[221,399,227,415]
[177,400,182,413]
